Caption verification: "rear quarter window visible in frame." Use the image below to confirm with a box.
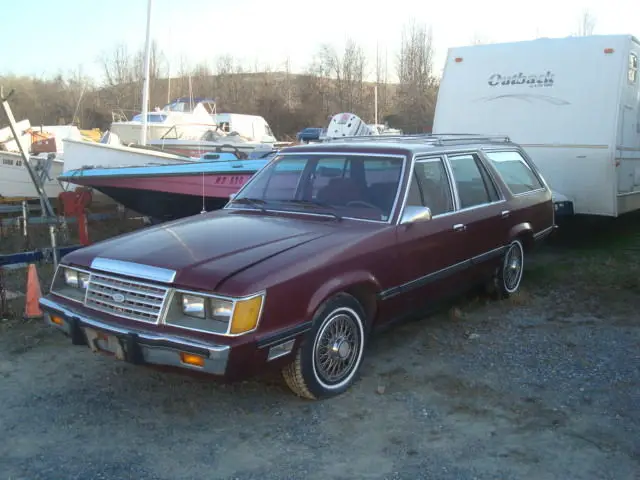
[484,151,544,195]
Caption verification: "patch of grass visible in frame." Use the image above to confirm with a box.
[526,241,639,294]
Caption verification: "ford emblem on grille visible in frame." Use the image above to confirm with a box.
[112,293,126,303]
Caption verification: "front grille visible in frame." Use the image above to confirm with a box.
[85,273,169,324]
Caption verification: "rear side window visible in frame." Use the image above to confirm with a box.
[484,151,544,195]
[405,159,454,216]
[447,154,500,209]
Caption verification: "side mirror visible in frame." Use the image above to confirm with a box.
[399,206,432,225]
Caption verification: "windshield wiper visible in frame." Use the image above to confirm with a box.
[230,197,267,212]
[282,199,342,220]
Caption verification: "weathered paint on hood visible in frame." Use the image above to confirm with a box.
[62,210,344,292]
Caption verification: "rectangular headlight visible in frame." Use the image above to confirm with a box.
[182,294,206,318]
[64,268,79,287]
[52,265,90,302]
[210,298,233,322]
[64,268,89,289]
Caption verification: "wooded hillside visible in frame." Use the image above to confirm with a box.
[0,22,439,140]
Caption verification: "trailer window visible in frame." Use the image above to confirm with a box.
[484,151,544,195]
[629,53,638,84]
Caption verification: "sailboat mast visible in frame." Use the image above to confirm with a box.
[167,26,172,104]
[140,0,153,146]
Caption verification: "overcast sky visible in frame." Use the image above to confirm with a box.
[3,0,639,82]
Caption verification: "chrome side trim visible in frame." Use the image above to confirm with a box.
[379,245,506,300]
[534,225,555,240]
[256,321,314,349]
[90,257,177,284]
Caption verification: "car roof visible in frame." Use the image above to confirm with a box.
[279,134,520,157]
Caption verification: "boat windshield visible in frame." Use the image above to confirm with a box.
[229,154,405,222]
[132,113,168,123]
[163,101,192,112]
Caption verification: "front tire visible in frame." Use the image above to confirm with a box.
[495,239,525,298]
[282,293,367,400]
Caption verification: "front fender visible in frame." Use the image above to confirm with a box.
[305,270,382,319]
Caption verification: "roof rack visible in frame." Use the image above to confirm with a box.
[319,133,511,146]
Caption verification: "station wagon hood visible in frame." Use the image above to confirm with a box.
[63,212,336,291]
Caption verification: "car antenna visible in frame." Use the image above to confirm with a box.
[200,171,206,214]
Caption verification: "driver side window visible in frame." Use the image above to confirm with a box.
[405,158,455,216]
[310,158,350,198]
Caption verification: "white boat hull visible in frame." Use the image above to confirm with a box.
[0,151,63,201]
[110,123,215,145]
[62,138,194,173]
[146,139,277,157]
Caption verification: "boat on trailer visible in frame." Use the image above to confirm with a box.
[59,113,378,222]
[59,149,278,222]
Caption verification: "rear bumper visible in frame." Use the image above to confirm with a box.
[39,296,230,375]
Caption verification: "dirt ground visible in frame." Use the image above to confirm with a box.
[0,214,638,480]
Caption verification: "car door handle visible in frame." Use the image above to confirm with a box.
[501,210,510,218]
[453,223,466,232]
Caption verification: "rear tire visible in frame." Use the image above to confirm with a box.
[282,293,367,400]
[494,239,524,298]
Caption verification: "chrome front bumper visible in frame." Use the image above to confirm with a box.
[39,296,230,375]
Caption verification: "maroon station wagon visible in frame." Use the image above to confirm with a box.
[39,134,556,399]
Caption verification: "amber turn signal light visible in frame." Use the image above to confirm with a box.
[51,315,64,326]
[179,352,205,367]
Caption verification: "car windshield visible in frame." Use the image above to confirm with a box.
[229,154,405,222]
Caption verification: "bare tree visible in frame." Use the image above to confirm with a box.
[576,9,596,36]
[101,43,135,87]
[311,39,367,115]
[395,21,438,133]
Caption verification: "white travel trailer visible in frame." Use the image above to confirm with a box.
[432,34,640,217]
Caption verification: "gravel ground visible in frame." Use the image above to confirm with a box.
[0,215,638,480]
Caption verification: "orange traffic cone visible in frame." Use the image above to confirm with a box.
[24,263,43,320]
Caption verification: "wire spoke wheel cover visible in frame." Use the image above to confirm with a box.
[282,295,368,399]
[502,240,524,293]
[312,308,364,390]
